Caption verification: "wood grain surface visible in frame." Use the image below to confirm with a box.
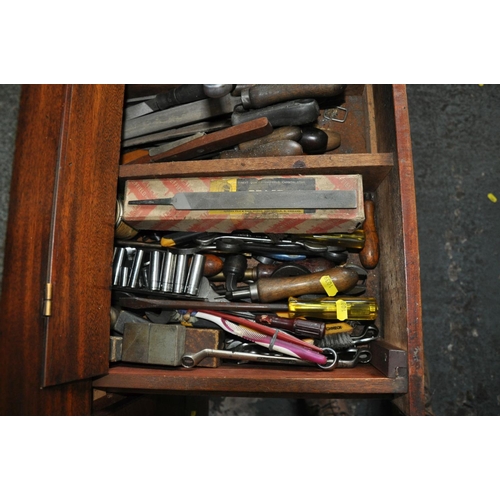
[1,84,425,415]
[43,85,124,387]
[119,152,394,192]
[93,363,407,396]
[0,86,94,414]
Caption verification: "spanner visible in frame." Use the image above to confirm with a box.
[181,347,338,370]
[336,348,372,368]
[221,339,371,369]
[196,232,347,254]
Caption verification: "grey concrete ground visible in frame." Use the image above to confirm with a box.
[407,84,500,416]
[1,84,498,415]
[0,84,20,290]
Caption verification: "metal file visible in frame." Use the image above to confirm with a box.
[128,190,357,211]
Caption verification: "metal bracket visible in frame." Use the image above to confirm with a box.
[370,340,408,379]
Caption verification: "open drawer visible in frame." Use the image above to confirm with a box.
[0,84,424,415]
[93,84,424,415]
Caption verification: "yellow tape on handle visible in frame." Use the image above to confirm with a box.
[336,299,348,321]
[320,275,338,297]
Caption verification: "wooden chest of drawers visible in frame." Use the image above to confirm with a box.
[0,84,424,415]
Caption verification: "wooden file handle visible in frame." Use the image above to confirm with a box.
[359,199,380,269]
[255,267,359,303]
[219,139,303,159]
[241,84,346,109]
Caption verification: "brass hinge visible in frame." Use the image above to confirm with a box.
[43,283,53,317]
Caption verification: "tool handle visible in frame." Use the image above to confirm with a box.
[256,267,358,303]
[238,126,302,151]
[148,117,273,163]
[255,315,325,339]
[288,297,378,321]
[154,84,206,111]
[203,84,235,98]
[231,99,320,128]
[359,199,380,269]
[250,257,332,280]
[202,254,225,277]
[219,140,303,159]
[241,84,346,110]
[300,127,341,154]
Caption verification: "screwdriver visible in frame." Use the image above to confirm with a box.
[118,295,378,321]
[254,314,354,340]
[288,297,378,321]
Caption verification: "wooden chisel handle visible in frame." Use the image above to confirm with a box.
[300,127,341,154]
[238,126,302,151]
[231,99,320,127]
[219,140,303,159]
[154,84,206,111]
[124,117,273,164]
[359,199,380,269]
[241,84,346,109]
[255,267,359,303]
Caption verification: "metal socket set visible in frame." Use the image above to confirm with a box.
[112,245,206,297]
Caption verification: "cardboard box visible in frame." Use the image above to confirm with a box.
[123,174,364,234]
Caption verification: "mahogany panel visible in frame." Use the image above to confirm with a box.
[391,84,425,416]
[372,84,424,415]
[93,364,407,396]
[0,85,93,414]
[43,85,124,386]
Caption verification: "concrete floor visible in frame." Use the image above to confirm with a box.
[1,84,499,415]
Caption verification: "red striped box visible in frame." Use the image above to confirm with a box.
[122,174,364,234]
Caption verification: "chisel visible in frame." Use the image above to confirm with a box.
[128,189,358,210]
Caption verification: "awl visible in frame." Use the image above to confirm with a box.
[128,190,358,210]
